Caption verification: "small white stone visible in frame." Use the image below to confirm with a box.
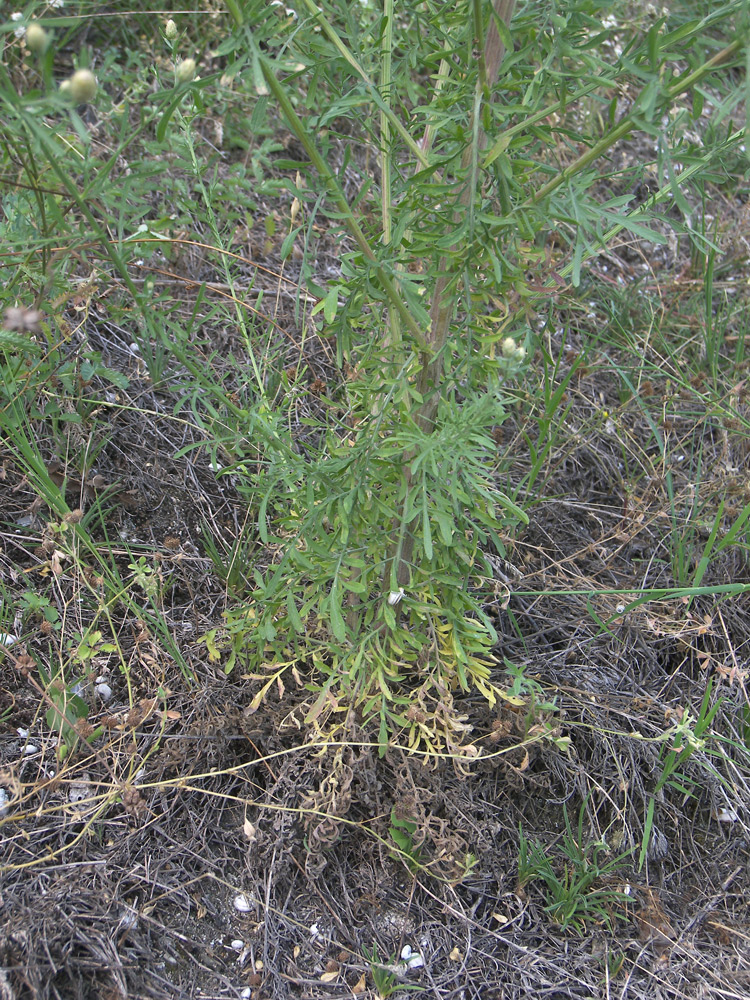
[230,939,244,951]
[716,806,739,823]
[407,953,424,970]
[95,682,113,702]
[233,894,253,913]
[17,728,28,738]
[240,990,251,999]
[400,945,412,960]
[23,744,38,755]
[0,633,18,647]
[0,789,9,815]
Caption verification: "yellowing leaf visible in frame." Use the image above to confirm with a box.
[352,972,367,994]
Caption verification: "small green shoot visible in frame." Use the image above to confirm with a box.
[518,803,633,934]
[388,807,423,873]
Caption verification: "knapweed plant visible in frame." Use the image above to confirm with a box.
[201,0,747,753]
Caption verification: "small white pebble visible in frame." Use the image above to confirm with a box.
[400,945,412,960]
[715,806,739,823]
[95,682,113,702]
[407,953,424,970]
[0,633,18,647]
[233,894,253,913]
[17,728,28,738]
[0,789,9,815]
[240,990,251,999]
[230,939,244,951]
[23,744,38,755]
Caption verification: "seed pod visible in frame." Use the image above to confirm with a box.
[165,19,178,40]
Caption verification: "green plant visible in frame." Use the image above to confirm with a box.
[19,590,60,629]
[501,658,572,751]
[181,0,749,756]
[602,948,626,982]
[361,943,421,999]
[362,943,396,999]
[638,679,721,868]
[388,806,423,873]
[36,657,104,762]
[518,804,633,934]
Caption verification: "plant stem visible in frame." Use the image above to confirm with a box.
[390,0,517,591]
[260,55,429,351]
[529,39,742,206]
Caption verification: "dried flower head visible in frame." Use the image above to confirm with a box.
[165,19,178,40]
